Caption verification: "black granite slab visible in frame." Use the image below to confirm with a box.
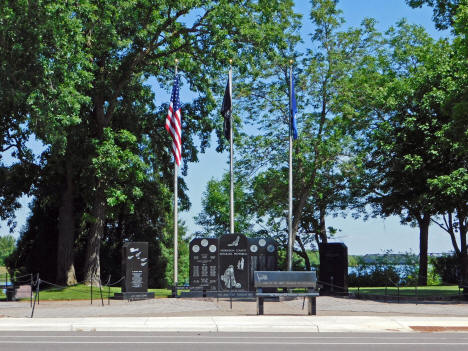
[189,238,219,290]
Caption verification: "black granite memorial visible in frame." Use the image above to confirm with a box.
[189,238,218,291]
[114,242,155,300]
[248,237,278,291]
[319,242,348,295]
[183,234,278,297]
[218,234,250,294]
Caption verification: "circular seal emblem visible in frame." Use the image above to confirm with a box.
[209,244,217,253]
[201,239,209,247]
[250,244,258,253]
[259,239,267,247]
[267,244,275,253]
[192,245,200,253]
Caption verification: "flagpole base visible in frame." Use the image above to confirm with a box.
[171,284,178,298]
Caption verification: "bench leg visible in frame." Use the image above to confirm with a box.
[257,296,264,315]
[308,296,316,315]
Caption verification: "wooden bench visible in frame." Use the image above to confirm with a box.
[254,271,319,315]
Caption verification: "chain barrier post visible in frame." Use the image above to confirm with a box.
[30,273,40,318]
[37,274,40,305]
[90,275,93,305]
[99,275,104,306]
[397,282,400,303]
[107,274,111,305]
[30,273,33,307]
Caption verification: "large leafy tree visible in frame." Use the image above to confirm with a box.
[424,2,468,287]
[406,0,462,30]
[361,19,468,285]
[1,0,299,284]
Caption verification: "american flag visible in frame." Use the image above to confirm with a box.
[165,75,182,166]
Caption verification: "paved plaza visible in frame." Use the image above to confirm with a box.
[1,296,468,318]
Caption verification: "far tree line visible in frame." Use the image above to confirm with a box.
[1,0,466,288]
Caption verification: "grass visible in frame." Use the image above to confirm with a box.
[26,284,176,301]
[349,285,461,296]
[0,283,176,301]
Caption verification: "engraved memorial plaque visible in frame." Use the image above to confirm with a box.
[249,237,278,291]
[219,234,249,291]
[122,242,149,293]
[189,238,218,290]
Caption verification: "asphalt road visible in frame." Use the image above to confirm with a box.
[1,332,468,351]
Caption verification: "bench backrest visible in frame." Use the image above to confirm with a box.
[254,271,317,289]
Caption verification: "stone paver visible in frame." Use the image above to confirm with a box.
[1,296,468,318]
[286,297,468,316]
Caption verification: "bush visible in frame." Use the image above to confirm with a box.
[430,254,458,284]
[349,266,401,287]
[348,251,419,287]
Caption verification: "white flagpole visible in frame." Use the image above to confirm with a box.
[173,60,179,294]
[229,61,234,234]
[288,62,293,271]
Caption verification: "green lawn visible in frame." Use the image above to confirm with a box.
[7,284,175,301]
[349,285,461,296]
[1,283,463,300]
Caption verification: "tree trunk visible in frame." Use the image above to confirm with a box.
[296,236,311,270]
[457,207,468,294]
[84,182,106,284]
[318,206,328,244]
[417,214,430,286]
[56,159,77,285]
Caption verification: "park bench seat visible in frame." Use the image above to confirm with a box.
[254,271,319,315]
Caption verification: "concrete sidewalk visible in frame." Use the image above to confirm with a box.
[1,315,468,333]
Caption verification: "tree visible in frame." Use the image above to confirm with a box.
[232,0,379,269]
[0,235,15,266]
[195,173,256,237]
[1,0,93,284]
[406,0,462,30]
[361,19,468,285]
[425,8,468,287]
[2,1,299,284]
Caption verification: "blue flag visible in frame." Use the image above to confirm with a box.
[290,74,298,140]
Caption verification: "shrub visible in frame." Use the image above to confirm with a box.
[349,266,401,287]
[430,254,458,284]
[348,251,419,287]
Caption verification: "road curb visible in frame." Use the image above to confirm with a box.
[1,316,468,333]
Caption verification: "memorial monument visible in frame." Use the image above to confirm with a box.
[319,242,348,295]
[218,234,250,294]
[187,234,278,297]
[248,237,277,291]
[189,238,218,291]
[114,242,155,300]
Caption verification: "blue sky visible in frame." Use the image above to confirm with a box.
[1,0,455,255]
